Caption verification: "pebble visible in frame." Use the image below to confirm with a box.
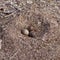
[3,7,15,14]
[27,0,33,4]
[21,29,29,36]
[0,39,2,49]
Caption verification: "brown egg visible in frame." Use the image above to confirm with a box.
[29,31,35,37]
[27,26,34,31]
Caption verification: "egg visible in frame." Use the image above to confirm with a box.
[27,26,34,31]
[29,31,35,37]
[21,29,29,36]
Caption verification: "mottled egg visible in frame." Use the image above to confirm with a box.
[27,26,34,31]
[29,31,35,37]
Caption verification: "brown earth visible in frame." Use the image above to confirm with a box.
[0,0,60,60]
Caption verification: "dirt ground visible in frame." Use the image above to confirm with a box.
[0,0,60,60]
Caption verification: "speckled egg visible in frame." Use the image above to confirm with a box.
[21,29,29,36]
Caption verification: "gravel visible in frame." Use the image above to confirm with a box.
[0,0,60,60]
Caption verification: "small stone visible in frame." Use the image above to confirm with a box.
[3,9,13,15]
[21,29,29,36]
[27,0,33,4]
[0,39,2,49]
